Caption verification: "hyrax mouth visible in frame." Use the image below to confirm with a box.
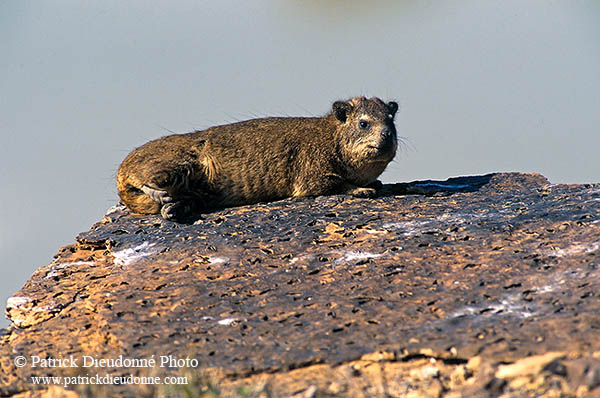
[365,144,396,162]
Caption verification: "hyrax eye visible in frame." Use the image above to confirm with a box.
[358,120,370,130]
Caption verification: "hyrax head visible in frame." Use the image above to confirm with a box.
[332,97,399,170]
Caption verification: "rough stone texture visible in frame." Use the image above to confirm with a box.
[2,172,600,397]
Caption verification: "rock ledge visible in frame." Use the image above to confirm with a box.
[2,173,600,397]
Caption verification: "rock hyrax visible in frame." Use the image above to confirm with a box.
[117,96,399,220]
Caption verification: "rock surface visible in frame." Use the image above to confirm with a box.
[2,173,600,397]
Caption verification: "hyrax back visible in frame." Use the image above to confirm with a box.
[116,97,399,220]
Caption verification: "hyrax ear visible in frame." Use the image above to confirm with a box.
[332,101,353,123]
[387,101,399,116]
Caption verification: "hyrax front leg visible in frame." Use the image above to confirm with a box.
[295,175,378,199]
[366,179,383,191]
[345,179,383,198]
[344,185,378,198]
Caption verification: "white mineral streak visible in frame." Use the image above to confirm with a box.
[112,242,157,266]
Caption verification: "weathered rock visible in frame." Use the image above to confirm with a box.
[2,172,600,397]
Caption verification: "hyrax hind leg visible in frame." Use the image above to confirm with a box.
[117,160,200,220]
[143,164,200,220]
[160,201,196,220]
[140,185,188,220]
[141,185,173,205]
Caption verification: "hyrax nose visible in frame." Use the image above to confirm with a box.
[381,127,393,139]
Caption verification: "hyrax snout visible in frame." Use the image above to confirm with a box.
[116,96,399,220]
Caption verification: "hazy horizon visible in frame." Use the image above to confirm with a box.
[1,1,599,328]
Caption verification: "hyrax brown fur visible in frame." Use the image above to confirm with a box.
[117,97,399,220]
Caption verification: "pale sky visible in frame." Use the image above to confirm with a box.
[1,0,599,327]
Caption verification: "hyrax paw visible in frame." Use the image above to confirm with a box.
[349,187,378,198]
[160,202,193,220]
[142,185,173,205]
[160,202,179,220]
